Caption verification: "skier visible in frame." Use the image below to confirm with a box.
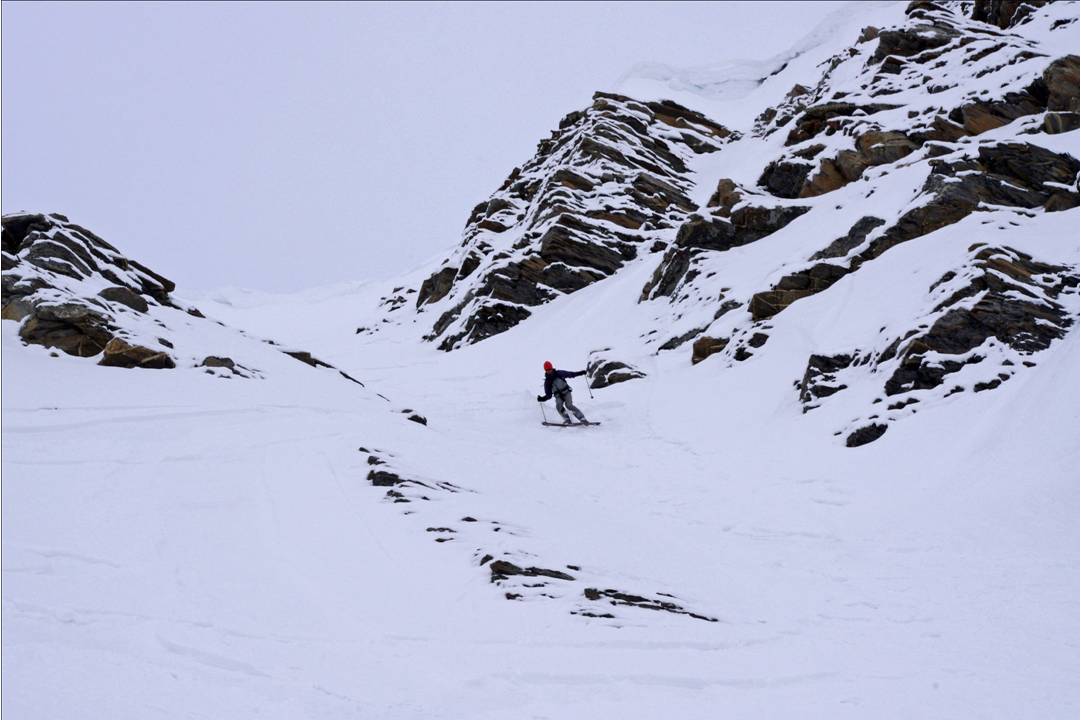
[537,361,590,425]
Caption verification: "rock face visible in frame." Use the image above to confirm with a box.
[883,245,1077,396]
[585,348,646,389]
[415,92,734,350]
[752,0,1077,202]
[2,212,371,387]
[641,197,810,302]
[2,212,180,366]
[972,0,1048,29]
[794,244,1078,443]
[747,141,1078,322]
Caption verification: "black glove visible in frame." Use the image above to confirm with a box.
[536,395,545,402]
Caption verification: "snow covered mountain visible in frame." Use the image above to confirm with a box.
[3,2,1078,718]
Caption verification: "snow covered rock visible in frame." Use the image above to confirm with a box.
[797,243,1078,442]
[750,2,1078,203]
[1,212,383,387]
[585,348,646,389]
[415,92,734,350]
[972,0,1050,29]
[643,0,1079,373]
[2,212,182,364]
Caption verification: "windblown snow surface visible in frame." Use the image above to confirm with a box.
[3,2,1079,719]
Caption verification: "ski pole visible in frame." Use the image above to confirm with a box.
[583,365,595,399]
[536,391,549,423]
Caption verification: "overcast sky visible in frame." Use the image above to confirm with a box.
[3,1,852,292]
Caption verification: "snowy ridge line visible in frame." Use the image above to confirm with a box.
[362,447,719,624]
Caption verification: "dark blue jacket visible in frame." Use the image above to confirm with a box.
[540,369,585,400]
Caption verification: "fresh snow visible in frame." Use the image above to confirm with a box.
[3,1,1079,718]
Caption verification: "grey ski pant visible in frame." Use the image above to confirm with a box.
[555,391,587,422]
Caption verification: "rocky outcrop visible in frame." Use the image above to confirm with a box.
[415,92,734,350]
[972,0,1049,29]
[747,141,1078,323]
[99,337,176,369]
[883,245,1077,396]
[858,143,1078,264]
[641,200,810,301]
[810,216,886,260]
[581,588,717,623]
[749,263,849,321]
[2,212,180,366]
[793,244,1077,444]
[798,353,855,410]
[846,423,888,447]
[691,335,729,365]
[586,348,646,389]
[753,0,1077,202]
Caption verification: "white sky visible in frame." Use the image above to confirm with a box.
[2,1,853,292]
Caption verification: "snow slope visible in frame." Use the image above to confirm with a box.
[3,1,1079,718]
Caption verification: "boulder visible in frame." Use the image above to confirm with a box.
[758,160,814,199]
[98,286,149,313]
[99,337,176,369]
[846,424,888,447]
[691,336,729,365]
[1043,55,1079,112]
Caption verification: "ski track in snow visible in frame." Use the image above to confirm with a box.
[4,2,1080,718]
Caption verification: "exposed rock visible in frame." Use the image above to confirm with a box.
[586,349,646,388]
[583,588,717,622]
[884,246,1076,395]
[658,325,707,351]
[691,336,729,365]
[489,560,575,582]
[785,102,902,146]
[872,21,958,62]
[706,178,744,215]
[972,0,1048,28]
[402,410,428,425]
[861,143,1079,263]
[1043,55,1080,112]
[18,302,114,357]
[846,423,888,447]
[201,356,236,369]
[750,263,850,321]
[98,286,149,313]
[1042,112,1080,134]
[416,266,457,307]
[284,350,333,369]
[368,469,406,487]
[757,160,814,199]
[99,337,176,369]
[641,204,810,301]
[810,216,886,260]
[418,92,734,349]
[790,130,918,198]
[798,353,855,409]
[947,91,1045,135]
[2,212,179,363]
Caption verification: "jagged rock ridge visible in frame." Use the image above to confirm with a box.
[415,92,734,350]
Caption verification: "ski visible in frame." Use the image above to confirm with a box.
[542,421,601,427]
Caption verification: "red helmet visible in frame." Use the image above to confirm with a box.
[543,361,554,371]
